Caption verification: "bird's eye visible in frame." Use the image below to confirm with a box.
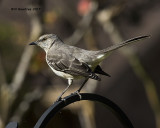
[41,37,47,41]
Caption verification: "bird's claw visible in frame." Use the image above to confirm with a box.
[72,91,82,100]
[56,97,66,102]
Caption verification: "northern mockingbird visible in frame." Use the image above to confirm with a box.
[30,34,149,101]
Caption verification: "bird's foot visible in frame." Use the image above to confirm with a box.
[72,91,82,100]
[56,96,66,102]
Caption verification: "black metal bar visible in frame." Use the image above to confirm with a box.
[34,93,134,128]
[5,122,18,128]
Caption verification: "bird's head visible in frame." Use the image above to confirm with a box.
[29,34,59,52]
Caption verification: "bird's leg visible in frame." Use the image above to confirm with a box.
[77,78,89,93]
[56,79,73,101]
[73,78,89,100]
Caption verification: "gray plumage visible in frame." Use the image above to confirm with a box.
[30,34,150,100]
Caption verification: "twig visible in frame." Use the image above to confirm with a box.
[65,1,98,45]
[10,88,43,122]
[10,5,43,93]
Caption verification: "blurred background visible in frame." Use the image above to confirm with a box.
[0,0,160,128]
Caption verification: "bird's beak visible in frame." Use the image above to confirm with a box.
[29,42,36,45]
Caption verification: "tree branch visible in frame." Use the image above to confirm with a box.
[65,1,98,45]
[10,5,43,93]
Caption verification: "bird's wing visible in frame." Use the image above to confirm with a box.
[47,55,100,80]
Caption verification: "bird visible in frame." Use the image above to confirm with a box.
[29,34,150,101]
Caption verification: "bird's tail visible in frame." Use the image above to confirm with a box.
[97,35,150,56]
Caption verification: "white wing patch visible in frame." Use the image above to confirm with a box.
[97,54,104,59]
[48,64,73,79]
